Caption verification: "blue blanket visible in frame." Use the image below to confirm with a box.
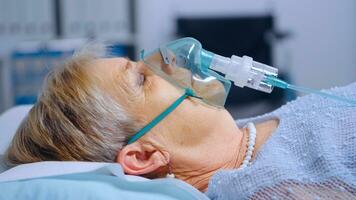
[207,83,356,199]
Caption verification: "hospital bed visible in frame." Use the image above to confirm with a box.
[0,105,208,200]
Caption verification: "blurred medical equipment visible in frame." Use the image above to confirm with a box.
[143,37,356,107]
[0,0,136,113]
[10,41,78,105]
[6,39,134,106]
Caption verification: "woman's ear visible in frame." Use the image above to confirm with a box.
[117,142,169,175]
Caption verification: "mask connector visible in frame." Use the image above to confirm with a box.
[209,54,278,93]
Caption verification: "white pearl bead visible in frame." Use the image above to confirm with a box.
[238,122,257,170]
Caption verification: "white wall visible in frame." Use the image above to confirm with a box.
[274,0,356,88]
[136,0,356,89]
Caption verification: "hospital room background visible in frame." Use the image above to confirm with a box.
[0,0,355,119]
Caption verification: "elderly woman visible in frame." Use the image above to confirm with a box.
[5,46,356,199]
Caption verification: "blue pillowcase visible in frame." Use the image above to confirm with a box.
[0,172,208,200]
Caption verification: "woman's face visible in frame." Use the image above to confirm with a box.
[87,57,234,145]
[87,57,203,140]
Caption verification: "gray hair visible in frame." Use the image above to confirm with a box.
[5,44,141,166]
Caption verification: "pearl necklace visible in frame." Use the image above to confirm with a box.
[166,122,257,178]
[238,122,257,170]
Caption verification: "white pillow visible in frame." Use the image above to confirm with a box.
[0,105,32,172]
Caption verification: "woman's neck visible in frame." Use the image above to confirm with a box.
[171,111,243,191]
[179,119,279,192]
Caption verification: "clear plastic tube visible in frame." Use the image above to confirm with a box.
[264,75,356,106]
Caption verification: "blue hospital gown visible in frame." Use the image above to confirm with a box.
[206,83,356,200]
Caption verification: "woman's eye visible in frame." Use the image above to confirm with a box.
[138,73,145,85]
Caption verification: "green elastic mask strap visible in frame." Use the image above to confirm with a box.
[127,88,201,144]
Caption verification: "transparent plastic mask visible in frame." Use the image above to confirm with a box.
[141,38,231,107]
